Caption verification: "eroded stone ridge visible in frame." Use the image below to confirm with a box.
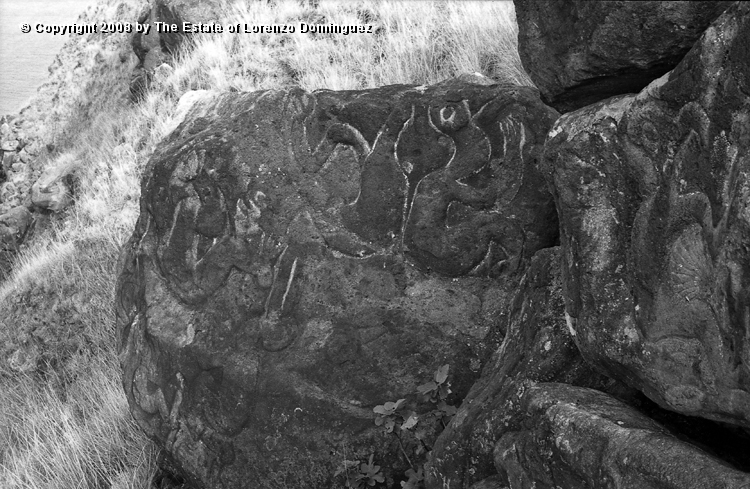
[495,383,750,489]
[115,81,558,487]
[543,2,750,428]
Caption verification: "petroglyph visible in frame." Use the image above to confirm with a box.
[115,82,559,488]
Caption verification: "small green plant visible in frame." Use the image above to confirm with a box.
[372,364,457,489]
[401,466,425,489]
[373,398,413,433]
[336,454,385,488]
[417,364,458,428]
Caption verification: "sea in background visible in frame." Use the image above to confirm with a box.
[0,0,96,116]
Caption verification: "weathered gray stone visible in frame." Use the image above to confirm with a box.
[425,247,625,489]
[495,383,750,489]
[514,0,732,112]
[116,81,559,488]
[543,3,750,427]
[31,164,74,212]
[0,205,33,250]
[468,475,508,489]
[1,140,19,152]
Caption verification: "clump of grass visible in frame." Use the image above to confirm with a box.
[157,0,531,95]
[0,356,157,489]
[0,1,531,488]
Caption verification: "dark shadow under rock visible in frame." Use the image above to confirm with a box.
[513,0,732,112]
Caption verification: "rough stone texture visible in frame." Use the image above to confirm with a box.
[514,0,733,113]
[495,383,750,489]
[115,82,559,488]
[0,206,33,251]
[425,247,626,489]
[543,3,750,427]
[31,164,74,212]
[468,475,508,489]
[130,0,224,100]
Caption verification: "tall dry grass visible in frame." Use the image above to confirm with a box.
[0,1,530,487]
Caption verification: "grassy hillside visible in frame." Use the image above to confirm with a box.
[0,1,530,487]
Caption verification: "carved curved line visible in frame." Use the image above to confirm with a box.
[395,105,419,241]
[511,122,527,205]
[264,244,288,318]
[194,184,229,266]
[494,117,525,208]
[712,149,743,257]
[328,123,371,159]
[443,100,473,172]
[468,240,496,276]
[280,257,298,313]
[394,104,416,175]
[300,91,317,148]
[162,199,185,258]
[346,104,413,211]
[471,99,493,123]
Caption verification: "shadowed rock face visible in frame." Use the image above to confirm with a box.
[543,2,750,428]
[495,383,750,489]
[425,247,627,489]
[115,82,558,488]
[514,0,732,113]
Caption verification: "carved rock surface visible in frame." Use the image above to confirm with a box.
[115,82,558,488]
[495,383,750,489]
[543,3,750,426]
[425,248,624,489]
[514,0,732,113]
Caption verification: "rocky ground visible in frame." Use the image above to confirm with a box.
[0,0,137,279]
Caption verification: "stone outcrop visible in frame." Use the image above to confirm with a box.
[31,163,74,212]
[115,81,559,487]
[495,383,750,489]
[543,2,750,427]
[514,0,732,113]
[425,247,627,489]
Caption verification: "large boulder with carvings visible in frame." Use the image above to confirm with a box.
[425,247,627,489]
[513,0,733,113]
[115,80,559,488]
[543,2,750,428]
[494,383,750,489]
